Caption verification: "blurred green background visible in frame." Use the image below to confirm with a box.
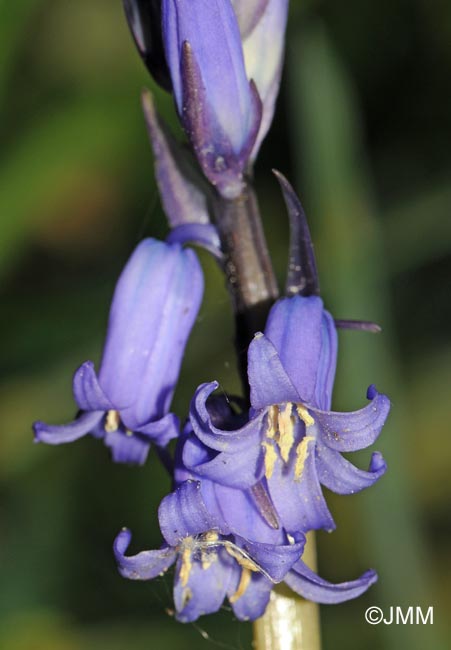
[1,1,450,649]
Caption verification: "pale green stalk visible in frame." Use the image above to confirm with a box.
[253,534,321,650]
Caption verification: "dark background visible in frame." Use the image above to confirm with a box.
[0,1,450,649]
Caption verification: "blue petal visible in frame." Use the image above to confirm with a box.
[236,535,305,583]
[316,444,387,494]
[33,410,104,445]
[113,528,175,580]
[174,551,234,622]
[104,429,151,465]
[167,224,222,260]
[212,482,284,544]
[267,433,336,533]
[285,560,378,604]
[190,382,265,453]
[135,412,180,447]
[247,335,300,410]
[158,480,222,546]
[162,0,259,153]
[98,239,203,431]
[182,433,264,489]
[162,0,262,198]
[264,296,337,410]
[73,361,115,411]
[314,386,390,452]
[229,571,273,621]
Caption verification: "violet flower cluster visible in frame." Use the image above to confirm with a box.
[33,0,391,624]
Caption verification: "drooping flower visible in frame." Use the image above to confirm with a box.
[115,479,303,622]
[33,238,204,465]
[187,298,389,534]
[184,174,390,534]
[161,0,262,199]
[114,420,378,622]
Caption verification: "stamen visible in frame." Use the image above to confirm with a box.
[105,410,121,432]
[198,538,276,583]
[266,405,279,439]
[277,403,295,462]
[200,531,219,569]
[262,441,278,479]
[296,405,315,428]
[179,545,193,587]
[181,587,192,609]
[294,435,315,481]
[229,568,252,603]
[225,545,261,573]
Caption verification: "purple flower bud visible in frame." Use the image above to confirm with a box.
[161,0,262,199]
[33,239,204,465]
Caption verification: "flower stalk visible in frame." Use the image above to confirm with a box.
[213,184,279,389]
[254,534,321,650]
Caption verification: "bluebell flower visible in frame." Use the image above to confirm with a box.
[161,0,262,199]
[33,238,204,465]
[114,420,378,622]
[186,295,389,534]
[184,174,390,534]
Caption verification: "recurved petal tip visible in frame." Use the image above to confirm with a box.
[285,560,378,604]
[33,410,104,445]
[113,527,176,580]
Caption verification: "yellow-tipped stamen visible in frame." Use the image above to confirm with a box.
[277,403,295,462]
[229,568,252,603]
[179,545,193,587]
[262,441,278,479]
[105,410,120,432]
[294,435,315,481]
[296,404,315,427]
